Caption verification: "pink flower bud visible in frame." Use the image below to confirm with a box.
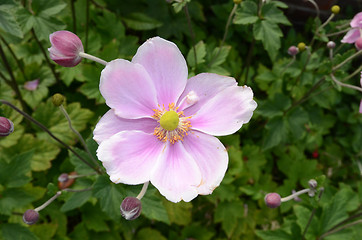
[287,46,299,56]
[120,197,142,220]
[264,193,281,208]
[24,79,39,91]
[23,209,39,225]
[308,179,318,189]
[355,38,362,51]
[48,31,84,67]
[58,173,69,183]
[0,117,14,137]
[327,41,336,49]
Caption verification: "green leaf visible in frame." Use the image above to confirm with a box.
[261,3,291,25]
[122,12,162,30]
[253,20,283,61]
[141,189,170,224]
[82,203,110,232]
[257,93,291,118]
[0,151,32,187]
[287,107,309,140]
[29,223,57,240]
[33,99,94,145]
[263,116,288,150]
[79,65,105,104]
[208,45,231,68]
[1,223,39,240]
[214,201,244,238]
[31,0,67,16]
[163,200,192,225]
[294,205,319,238]
[187,41,206,68]
[60,190,92,212]
[0,9,23,38]
[256,229,292,240]
[93,175,122,221]
[136,228,167,240]
[234,1,258,25]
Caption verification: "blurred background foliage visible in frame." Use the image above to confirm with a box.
[0,0,361,239]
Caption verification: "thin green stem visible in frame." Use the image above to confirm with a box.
[70,0,77,33]
[280,188,311,202]
[242,37,255,85]
[330,74,362,93]
[326,28,350,37]
[184,4,197,70]
[31,29,61,84]
[136,182,149,200]
[78,52,107,65]
[318,219,362,240]
[0,42,28,112]
[85,0,89,52]
[208,3,238,67]
[302,188,324,240]
[0,36,27,80]
[59,105,101,169]
[332,50,362,71]
[0,99,102,174]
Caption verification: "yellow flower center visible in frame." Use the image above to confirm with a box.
[159,110,179,131]
[152,103,191,144]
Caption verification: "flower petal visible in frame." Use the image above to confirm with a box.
[350,12,362,28]
[132,37,188,106]
[97,131,164,184]
[100,59,158,119]
[151,142,201,203]
[190,86,257,136]
[93,109,157,144]
[341,29,360,43]
[177,73,237,115]
[182,131,228,195]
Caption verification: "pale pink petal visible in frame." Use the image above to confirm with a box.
[359,99,362,114]
[100,59,158,119]
[350,12,362,28]
[177,73,237,115]
[151,142,201,203]
[132,37,188,106]
[96,131,164,184]
[341,29,360,43]
[190,86,257,136]
[182,131,228,195]
[93,109,158,144]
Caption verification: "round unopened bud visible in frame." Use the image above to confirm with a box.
[308,179,318,189]
[287,46,299,56]
[331,5,340,14]
[327,41,336,49]
[297,42,306,51]
[58,173,69,183]
[23,209,39,225]
[355,38,362,51]
[233,0,242,4]
[52,93,65,106]
[264,193,281,208]
[58,171,76,189]
[120,197,142,220]
[0,117,14,137]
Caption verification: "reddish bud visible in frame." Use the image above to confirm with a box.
[58,172,76,189]
[120,197,142,220]
[48,31,84,67]
[23,209,39,225]
[287,46,299,56]
[327,41,336,49]
[265,193,281,208]
[0,117,14,137]
[312,150,319,158]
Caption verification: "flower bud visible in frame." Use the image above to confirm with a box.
[287,46,299,56]
[355,38,362,51]
[233,0,242,4]
[23,209,39,225]
[264,193,281,208]
[327,41,336,49]
[120,197,142,220]
[52,93,65,107]
[58,171,76,189]
[297,42,306,52]
[58,173,69,183]
[331,5,340,14]
[24,79,40,91]
[48,30,84,67]
[0,117,14,137]
[308,179,318,189]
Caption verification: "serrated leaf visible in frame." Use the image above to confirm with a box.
[287,107,308,139]
[82,203,110,232]
[257,93,291,118]
[263,116,288,150]
[29,223,57,240]
[60,190,92,212]
[123,12,162,30]
[214,201,244,238]
[136,228,167,240]
[0,151,32,187]
[163,200,192,225]
[79,65,104,104]
[262,3,291,25]
[1,224,39,240]
[187,41,206,67]
[141,189,170,224]
[93,175,122,221]
[0,9,23,38]
[234,1,258,25]
[208,45,231,68]
[256,229,292,240]
[253,20,283,61]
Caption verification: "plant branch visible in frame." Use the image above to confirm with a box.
[184,4,197,70]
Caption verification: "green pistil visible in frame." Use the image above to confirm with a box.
[159,111,179,131]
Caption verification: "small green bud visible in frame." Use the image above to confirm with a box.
[52,93,65,106]
[297,42,306,51]
[331,5,340,14]
[233,0,242,4]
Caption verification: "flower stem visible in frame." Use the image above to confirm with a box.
[332,50,362,71]
[302,188,324,240]
[280,188,311,202]
[326,28,350,37]
[330,74,362,93]
[59,105,101,170]
[0,99,102,174]
[184,4,197,70]
[85,0,90,52]
[70,0,77,33]
[78,52,107,66]
[35,191,62,212]
[0,36,27,80]
[136,182,149,200]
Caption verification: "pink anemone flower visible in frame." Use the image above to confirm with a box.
[341,12,362,44]
[94,37,257,202]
